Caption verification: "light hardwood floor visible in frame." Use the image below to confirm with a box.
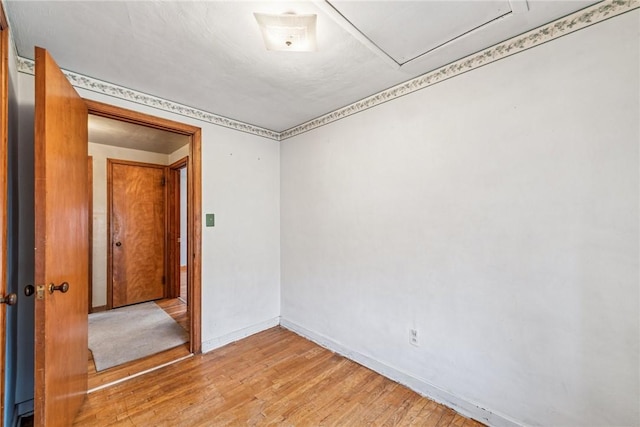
[156,297,189,331]
[76,327,484,426]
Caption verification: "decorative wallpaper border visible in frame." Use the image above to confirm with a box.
[280,0,639,140]
[15,0,638,142]
[16,57,282,141]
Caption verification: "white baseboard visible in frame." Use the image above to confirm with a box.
[280,318,523,427]
[201,316,280,353]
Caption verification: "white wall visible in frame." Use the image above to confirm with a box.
[16,71,281,353]
[5,17,36,425]
[13,51,37,418]
[281,11,639,427]
[88,142,172,308]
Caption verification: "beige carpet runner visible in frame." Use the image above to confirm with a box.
[88,301,188,372]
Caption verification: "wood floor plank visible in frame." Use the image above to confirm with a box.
[421,402,448,427]
[367,386,416,426]
[409,400,439,426]
[74,327,484,426]
[258,355,349,424]
[397,398,433,425]
[314,366,387,425]
[155,297,189,331]
[300,365,379,422]
[348,380,401,424]
[436,408,458,427]
[463,417,488,427]
[279,360,365,423]
[381,393,424,426]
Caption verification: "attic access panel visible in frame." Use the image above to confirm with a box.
[327,0,512,65]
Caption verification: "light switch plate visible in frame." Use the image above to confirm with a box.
[206,213,215,227]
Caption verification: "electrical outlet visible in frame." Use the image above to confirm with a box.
[410,329,419,346]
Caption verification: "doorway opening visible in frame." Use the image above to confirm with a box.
[84,99,201,385]
[168,157,188,305]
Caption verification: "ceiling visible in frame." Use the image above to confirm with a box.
[88,115,190,154]
[6,0,598,133]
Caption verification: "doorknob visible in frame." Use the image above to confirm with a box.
[115,241,122,247]
[0,293,17,306]
[49,282,69,294]
[24,285,35,297]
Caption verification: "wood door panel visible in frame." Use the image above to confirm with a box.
[110,161,166,308]
[34,47,89,427]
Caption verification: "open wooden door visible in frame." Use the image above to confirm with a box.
[34,47,89,426]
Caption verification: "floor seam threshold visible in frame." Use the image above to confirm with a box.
[88,353,194,394]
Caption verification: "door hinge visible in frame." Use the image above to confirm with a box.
[162,276,166,285]
[161,176,166,186]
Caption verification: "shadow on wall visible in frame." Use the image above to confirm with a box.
[4,100,36,425]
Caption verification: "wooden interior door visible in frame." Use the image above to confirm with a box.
[34,47,89,427]
[109,160,166,308]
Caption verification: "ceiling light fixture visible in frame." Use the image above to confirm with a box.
[254,12,317,52]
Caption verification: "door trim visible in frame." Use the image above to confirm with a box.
[88,156,93,313]
[0,5,9,425]
[85,99,202,354]
[167,157,187,300]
